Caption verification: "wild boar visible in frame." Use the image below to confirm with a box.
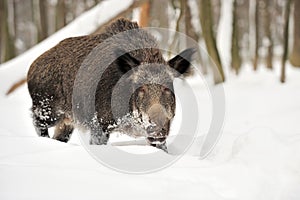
[27,18,195,152]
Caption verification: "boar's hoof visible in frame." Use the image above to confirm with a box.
[36,128,50,138]
[151,142,168,153]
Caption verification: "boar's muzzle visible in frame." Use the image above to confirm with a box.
[146,103,170,144]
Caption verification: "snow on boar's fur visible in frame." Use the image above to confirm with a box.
[27,18,195,152]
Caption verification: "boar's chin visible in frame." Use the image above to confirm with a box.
[147,135,167,144]
[146,126,167,144]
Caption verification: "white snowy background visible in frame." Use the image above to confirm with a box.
[1,0,300,199]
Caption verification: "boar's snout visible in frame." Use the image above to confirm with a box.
[146,103,170,143]
[147,104,167,128]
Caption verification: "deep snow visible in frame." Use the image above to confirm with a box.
[1,64,300,200]
[1,0,300,199]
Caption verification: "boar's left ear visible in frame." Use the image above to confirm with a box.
[168,47,197,76]
[115,49,140,73]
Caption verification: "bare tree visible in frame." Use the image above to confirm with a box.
[231,0,242,74]
[39,0,49,41]
[280,0,292,83]
[289,0,300,67]
[149,0,169,48]
[263,0,273,69]
[0,0,2,60]
[184,0,199,46]
[139,1,150,27]
[211,0,221,34]
[169,0,185,53]
[0,0,16,62]
[253,0,260,70]
[149,0,169,29]
[199,0,225,83]
[56,0,67,31]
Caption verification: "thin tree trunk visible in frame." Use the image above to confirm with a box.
[0,0,16,62]
[56,0,66,31]
[39,0,48,41]
[185,0,199,45]
[253,0,259,70]
[280,0,292,83]
[13,0,17,48]
[211,0,221,34]
[289,0,300,67]
[231,0,242,74]
[264,0,273,69]
[199,0,225,84]
[185,0,206,74]
[149,0,169,48]
[0,0,2,61]
[169,0,185,53]
[139,1,150,27]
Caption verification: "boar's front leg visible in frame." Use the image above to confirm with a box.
[31,104,61,138]
[89,126,110,145]
[53,117,74,142]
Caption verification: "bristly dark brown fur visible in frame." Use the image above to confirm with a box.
[27,18,195,151]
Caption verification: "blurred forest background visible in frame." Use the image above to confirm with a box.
[0,0,299,87]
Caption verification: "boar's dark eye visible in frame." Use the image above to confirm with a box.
[162,87,172,95]
[138,87,146,98]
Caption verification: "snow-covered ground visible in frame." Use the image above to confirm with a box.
[1,1,300,199]
[1,61,300,200]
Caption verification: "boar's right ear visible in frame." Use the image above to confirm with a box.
[115,49,140,73]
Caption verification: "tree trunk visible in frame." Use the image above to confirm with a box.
[185,0,199,45]
[253,0,259,70]
[280,0,292,83]
[199,0,225,84]
[211,0,221,35]
[169,0,185,53]
[38,0,48,41]
[0,0,16,62]
[231,0,242,74]
[264,0,273,69]
[289,0,300,67]
[185,0,205,74]
[56,0,66,31]
[0,0,2,61]
[149,0,169,48]
[139,1,150,27]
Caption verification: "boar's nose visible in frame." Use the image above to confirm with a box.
[147,103,167,128]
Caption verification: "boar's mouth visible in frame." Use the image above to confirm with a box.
[146,125,167,144]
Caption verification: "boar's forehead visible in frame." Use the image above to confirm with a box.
[132,64,175,85]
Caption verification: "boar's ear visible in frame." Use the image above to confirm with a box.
[115,49,140,73]
[168,47,197,76]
